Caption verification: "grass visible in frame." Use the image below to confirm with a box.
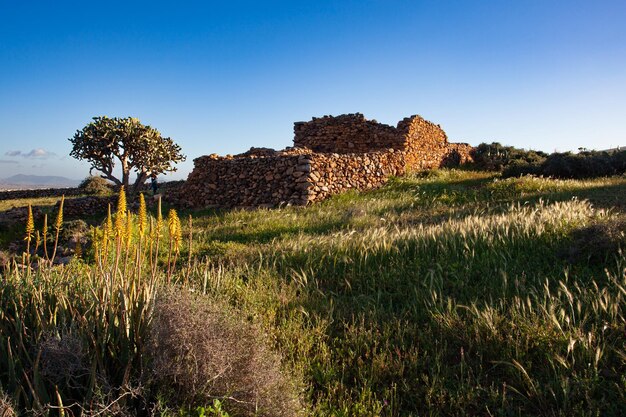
[1,170,625,416]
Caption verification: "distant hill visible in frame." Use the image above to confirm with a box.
[0,174,81,190]
[597,146,626,153]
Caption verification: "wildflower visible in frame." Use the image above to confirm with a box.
[51,195,65,261]
[115,186,127,237]
[55,196,64,232]
[125,210,133,248]
[138,193,147,238]
[105,203,113,242]
[24,204,35,244]
[42,214,49,258]
[168,209,182,253]
[155,195,163,239]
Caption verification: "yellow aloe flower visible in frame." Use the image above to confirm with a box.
[138,193,147,238]
[125,209,133,248]
[55,196,64,232]
[167,209,182,253]
[115,186,127,237]
[25,204,35,243]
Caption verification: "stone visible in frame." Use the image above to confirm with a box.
[172,113,473,209]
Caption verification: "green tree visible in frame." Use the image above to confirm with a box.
[69,116,185,192]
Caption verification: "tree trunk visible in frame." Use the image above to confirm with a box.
[132,171,150,194]
[121,155,130,190]
[122,169,130,190]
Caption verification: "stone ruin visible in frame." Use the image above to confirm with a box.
[173,113,474,208]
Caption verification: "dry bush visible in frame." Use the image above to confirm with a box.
[0,389,16,417]
[146,289,302,417]
[563,217,626,263]
[38,331,88,386]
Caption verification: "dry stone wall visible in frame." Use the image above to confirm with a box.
[294,113,403,153]
[176,150,313,208]
[305,150,405,202]
[176,113,474,209]
[0,187,83,201]
[396,116,473,170]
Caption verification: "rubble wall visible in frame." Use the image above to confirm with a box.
[293,113,404,153]
[176,113,475,209]
[305,150,406,202]
[176,151,312,208]
[175,149,407,208]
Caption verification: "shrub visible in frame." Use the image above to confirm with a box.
[502,150,626,179]
[501,161,542,177]
[541,151,622,179]
[562,217,626,263]
[146,289,302,417]
[78,176,114,196]
[471,142,547,171]
[38,331,88,386]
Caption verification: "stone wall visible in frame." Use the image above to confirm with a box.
[0,187,83,201]
[176,113,474,209]
[304,150,405,203]
[294,113,404,153]
[176,150,311,208]
[397,116,473,170]
[172,149,407,208]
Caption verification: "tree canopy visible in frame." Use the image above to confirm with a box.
[69,116,185,192]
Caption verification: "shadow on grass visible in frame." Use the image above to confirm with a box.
[200,218,349,245]
[505,181,626,212]
[265,222,624,416]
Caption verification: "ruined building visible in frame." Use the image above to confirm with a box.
[174,113,473,208]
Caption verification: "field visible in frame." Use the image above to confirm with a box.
[1,170,625,416]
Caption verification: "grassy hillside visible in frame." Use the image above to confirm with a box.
[1,170,625,416]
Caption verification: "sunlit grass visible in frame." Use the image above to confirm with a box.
[0,195,82,212]
[1,170,626,416]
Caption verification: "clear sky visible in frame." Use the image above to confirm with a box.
[1,0,625,181]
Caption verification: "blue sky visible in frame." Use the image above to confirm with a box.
[1,0,625,180]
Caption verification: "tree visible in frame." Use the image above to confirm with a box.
[69,116,185,192]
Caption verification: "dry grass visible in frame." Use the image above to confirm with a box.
[0,389,15,417]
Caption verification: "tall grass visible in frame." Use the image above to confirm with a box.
[1,170,625,416]
[185,172,626,416]
[1,190,301,416]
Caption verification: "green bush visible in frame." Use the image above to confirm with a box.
[472,142,626,178]
[541,151,626,178]
[471,142,547,171]
[78,176,113,195]
[503,150,626,179]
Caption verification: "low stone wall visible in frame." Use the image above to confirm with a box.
[57,196,116,218]
[177,112,476,209]
[174,151,311,208]
[0,187,82,201]
[173,149,407,208]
